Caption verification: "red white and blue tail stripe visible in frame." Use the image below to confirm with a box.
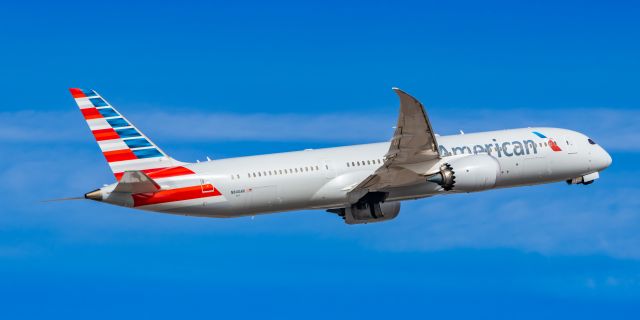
[70,88,184,180]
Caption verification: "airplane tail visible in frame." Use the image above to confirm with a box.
[69,88,184,181]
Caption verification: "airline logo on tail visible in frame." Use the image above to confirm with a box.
[70,88,166,162]
[70,88,226,207]
[532,131,562,152]
[69,88,191,180]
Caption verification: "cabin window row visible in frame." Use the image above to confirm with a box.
[231,165,322,180]
[346,159,383,167]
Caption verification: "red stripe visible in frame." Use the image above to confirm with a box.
[69,88,86,98]
[114,166,195,181]
[103,149,137,162]
[93,128,120,141]
[132,184,221,207]
[147,166,195,179]
[81,108,102,120]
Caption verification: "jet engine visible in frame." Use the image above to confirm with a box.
[426,154,499,192]
[329,192,401,224]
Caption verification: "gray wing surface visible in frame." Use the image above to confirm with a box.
[348,88,441,201]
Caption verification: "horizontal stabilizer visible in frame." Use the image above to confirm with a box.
[113,170,161,194]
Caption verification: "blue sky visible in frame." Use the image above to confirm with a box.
[1,0,639,318]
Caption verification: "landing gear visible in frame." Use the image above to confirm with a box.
[566,172,599,185]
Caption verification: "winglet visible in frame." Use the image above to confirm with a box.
[392,87,421,105]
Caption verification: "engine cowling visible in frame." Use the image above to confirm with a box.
[427,154,499,192]
[341,201,401,225]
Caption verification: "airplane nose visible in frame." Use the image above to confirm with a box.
[603,149,612,168]
[596,147,612,171]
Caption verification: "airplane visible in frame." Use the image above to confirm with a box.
[68,88,612,224]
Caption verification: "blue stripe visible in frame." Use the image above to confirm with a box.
[115,128,141,138]
[133,148,163,159]
[98,107,119,118]
[90,97,108,107]
[107,118,130,128]
[124,138,152,148]
[82,89,97,97]
[532,131,547,138]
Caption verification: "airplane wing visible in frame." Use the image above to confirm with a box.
[348,88,441,201]
[112,170,161,194]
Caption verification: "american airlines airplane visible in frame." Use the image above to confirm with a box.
[69,88,612,224]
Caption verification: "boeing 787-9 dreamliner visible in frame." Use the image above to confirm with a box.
[67,88,611,224]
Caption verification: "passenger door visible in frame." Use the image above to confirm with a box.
[323,159,336,179]
[562,136,578,154]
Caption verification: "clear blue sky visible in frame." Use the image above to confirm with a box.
[1,0,639,318]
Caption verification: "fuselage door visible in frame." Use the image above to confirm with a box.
[323,160,336,179]
[562,137,578,154]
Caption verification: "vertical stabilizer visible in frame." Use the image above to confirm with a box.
[69,88,184,180]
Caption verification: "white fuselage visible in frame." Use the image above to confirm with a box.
[99,127,612,217]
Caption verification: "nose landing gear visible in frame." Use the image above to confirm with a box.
[566,172,599,185]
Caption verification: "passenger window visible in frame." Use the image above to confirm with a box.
[347,163,350,167]
[279,169,283,174]
[315,165,319,170]
[367,160,371,165]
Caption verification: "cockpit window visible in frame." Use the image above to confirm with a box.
[588,138,597,145]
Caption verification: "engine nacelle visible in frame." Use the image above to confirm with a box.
[427,154,499,192]
[338,200,401,225]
